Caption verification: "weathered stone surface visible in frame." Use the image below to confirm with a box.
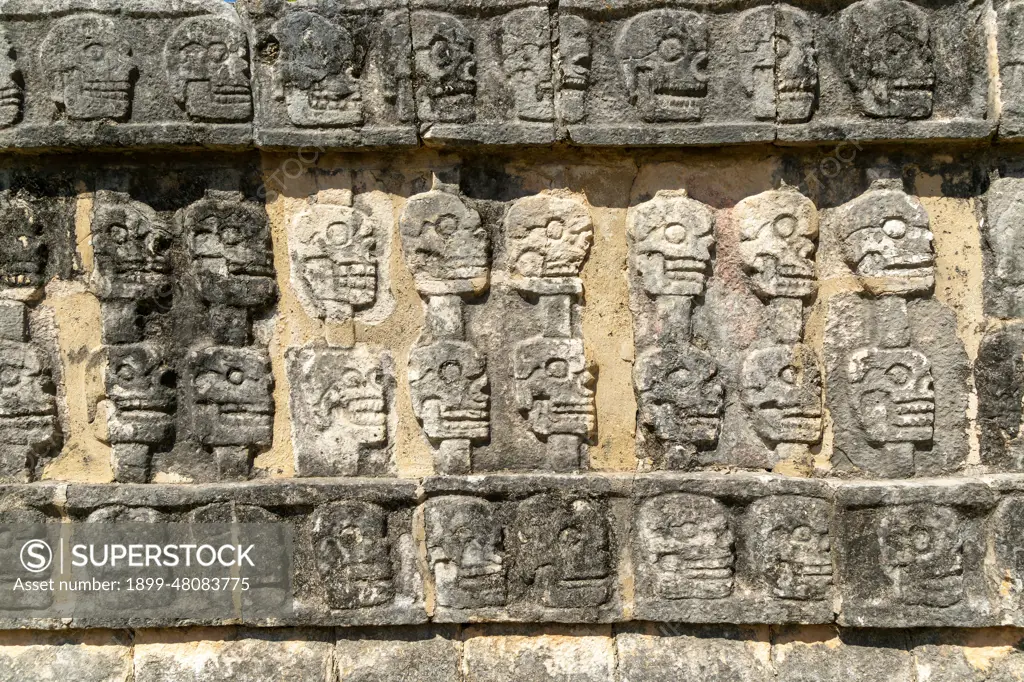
[772,630,915,682]
[463,628,615,682]
[977,323,1024,470]
[287,343,396,477]
[983,178,1024,318]
[237,0,417,149]
[335,627,461,681]
[617,626,773,682]
[0,631,132,682]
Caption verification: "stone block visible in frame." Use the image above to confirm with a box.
[977,323,1024,469]
[462,627,615,682]
[616,626,773,682]
[772,630,915,682]
[335,627,461,682]
[0,631,132,682]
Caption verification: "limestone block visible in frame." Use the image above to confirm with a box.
[616,627,773,682]
[773,631,915,682]
[0,631,132,682]
[335,627,461,682]
[463,628,615,682]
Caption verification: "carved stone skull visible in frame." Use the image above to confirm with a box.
[92,191,173,300]
[737,7,818,123]
[629,189,715,297]
[0,192,44,290]
[500,8,554,122]
[839,0,935,119]
[745,496,832,601]
[0,33,22,128]
[312,502,394,610]
[311,354,388,448]
[104,342,176,447]
[615,10,709,122]
[741,344,822,445]
[0,340,55,419]
[425,496,506,608]
[409,340,488,443]
[878,504,964,607]
[291,202,377,322]
[634,344,724,447]
[412,12,476,124]
[272,12,363,127]
[183,190,276,308]
[165,16,252,123]
[558,16,591,94]
[837,180,935,295]
[638,493,734,599]
[736,187,818,299]
[505,194,593,280]
[847,346,935,445]
[41,14,135,121]
[190,346,273,449]
[399,189,487,293]
[511,495,611,609]
[512,337,596,440]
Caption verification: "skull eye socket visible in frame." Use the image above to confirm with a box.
[882,218,907,239]
[220,226,243,246]
[430,38,453,68]
[546,359,569,378]
[791,525,813,542]
[115,363,136,382]
[658,37,685,62]
[435,214,459,237]
[207,42,228,63]
[0,367,19,387]
[773,215,797,238]
[326,221,351,245]
[885,363,912,386]
[777,36,792,58]
[84,42,106,62]
[226,368,246,385]
[911,527,932,552]
[110,224,129,244]
[545,219,565,240]
[339,369,363,388]
[440,360,462,383]
[779,365,799,384]
[664,223,688,244]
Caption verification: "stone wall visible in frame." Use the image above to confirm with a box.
[4,0,1024,679]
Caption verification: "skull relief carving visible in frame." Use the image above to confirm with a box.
[40,15,135,121]
[615,10,709,123]
[104,343,176,447]
[847,346,935,446]
[92,191,172,301]
[837,181,935,295]
[412,12,477,124]
[311,354,388,449]
[409,340,488,444]
[500,8,554,122]
[744,496,832,601]
[737,7,818,123]
[505,194,593,280]
[513,337,596,441]
[312,502,394,610]
[399,189,488,293]
[629,189,715,297]
[634,344,724,448]
[291,201,377,322]
[0,340,56,420]
[638,493,734,600]
[878,504,964,607]
[558,16,591,94]
[0,192,44,290]
[0,33,22,129]
[736,187,817,299]
[165,17,252,123]
[425,496,506,609]
[839,0,935,119]
[742,344,823,445]
[189,346,273,449]
[272,12,363,127]
[511,495,611,609]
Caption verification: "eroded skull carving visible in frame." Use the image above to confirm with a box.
[837,180,935,295]
[744,496,832,600]
[505,194,593,280]
[629,189,714,297]
[736,187,817,299]
[92,191,172,300]
[0,192,44,290]
[104,342,176,447]
[500,8,554,122]
[1001,2,1024,116]
[310,353,387,448]
[183,190,276,308]
[615,10,709,123]
[399,189,488,293]
[637,493,734,599]
[189,346,273,449]
[40,14,135,121]
[0,34,22,128]
[737,7,817,123]
[634,344,724,448]
[511,495,611,609]
[412,12,476,124]
[558,15,591,124]
[839,0,935,119]
[312,502,394,610]
[742,344,822,445]
[291,201,377,322]
[409,340,488,444]
[0,340,58,478]
[513,337,595,441]
[165,16,252,123]
[847,346,935,445]
[272,12,363,127]
[878,504,964,607]
[425,496,506,609]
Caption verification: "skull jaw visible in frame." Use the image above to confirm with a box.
[184,82,252,123]
[63,74,132,121]
[508,73,554,122]
[653,570,733,599]
[777,89,816,124]
[423,412,489,442]
[0,84,21,128]
[427,92,476,124]
[771,562,833,601]
[107,410,175,446]
[856,393,934,445]
[749,411,822,445]
[892,571,964,607]
[324,576,394,610]
[285,87,363,128]
[859,81,934,119]
[634,83,705,123]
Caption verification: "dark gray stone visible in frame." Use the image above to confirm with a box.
[982,178,1024,318]
[976,323,1024,470]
